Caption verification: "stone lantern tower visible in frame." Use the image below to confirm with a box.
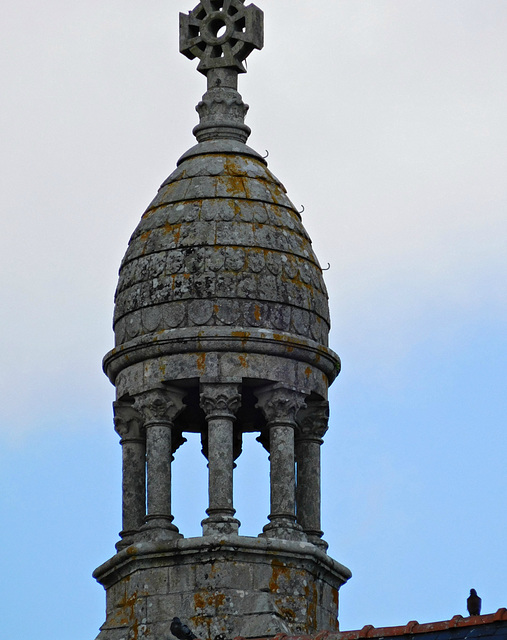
[93,1,351,639]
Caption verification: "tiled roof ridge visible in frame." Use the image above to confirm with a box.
[237,608,507,640]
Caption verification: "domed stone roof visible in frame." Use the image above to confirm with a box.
[113,147,331,351]
[103,3,340,389]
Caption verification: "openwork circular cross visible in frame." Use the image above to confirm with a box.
[180,0,264,74]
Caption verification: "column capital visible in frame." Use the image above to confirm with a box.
[200,382,241,420]
[296,400,329,443]
[113,401,144,442]
[255,384,306,427]
[134,387,186,426]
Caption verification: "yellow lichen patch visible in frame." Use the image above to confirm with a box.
[239,355,248,368]
[231,200,241,217]
[190,615,212,640]
[193,593,206,609]
[107,591,142,639]
[305,367,312,379]
[170,223,182,245]
[193,590,226,610]
[196,353,206,373]
[269,558,291,594]
[218,171,245,197]
[254,304,261,322]
[273,334,295,353]
[277,605,297,623]
[231,330,251,347]
[224,156,246,178]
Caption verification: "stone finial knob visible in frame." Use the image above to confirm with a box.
[180,0,264,75]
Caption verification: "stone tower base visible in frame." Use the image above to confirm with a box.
[93,535,351,640]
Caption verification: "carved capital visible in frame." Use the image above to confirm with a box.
[200,383,241,420]
[113,401,143,441]
[255,385,306,427]
[134,387,186,426]
[296,401,329,442]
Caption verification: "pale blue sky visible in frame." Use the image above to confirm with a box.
[0,2,506,639]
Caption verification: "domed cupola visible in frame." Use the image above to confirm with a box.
[96,3,350,639]
[105,39,338,386]
[112,138,333,360]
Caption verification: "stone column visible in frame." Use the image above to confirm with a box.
[134,387,185,539]
[256,385,307,541]
[113,401,146,549]
[296,400,329,550]
[200,382,241,535]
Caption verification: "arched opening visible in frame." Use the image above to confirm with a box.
[233,432,270,537]
[171,432,208,538]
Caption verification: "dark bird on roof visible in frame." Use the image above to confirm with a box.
[467,589,482,616]
[170,617,197,640]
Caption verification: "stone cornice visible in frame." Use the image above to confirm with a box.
[92,533,352,590]
[103,327,341,385]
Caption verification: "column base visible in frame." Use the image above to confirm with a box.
[115,529,139,551]
[301,527,329,551]
[260,516,307,542]
[135,516,182,542]
[201,515,240,536]
[309,535,329,551]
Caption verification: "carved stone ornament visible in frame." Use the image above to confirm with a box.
[180,0,264,74]
[255,385,307,427]
[296,401,329,442]
[200,383,241,419]
[113,401,143,441]
[134,388,186,425]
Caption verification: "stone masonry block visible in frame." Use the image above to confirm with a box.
[239,612,291,638]
[168,563,197,593]
[251,559,275,591]
[195,561,254,590]
[106,580,127,617]
[146,593,184,624]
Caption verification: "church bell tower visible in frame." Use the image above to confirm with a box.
[94,1,351,638]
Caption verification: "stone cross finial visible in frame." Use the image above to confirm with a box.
[180,0,264,75]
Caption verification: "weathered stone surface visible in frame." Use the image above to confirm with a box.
[96,5,350,640]
[94,535,351,640]
[113,152,331,355]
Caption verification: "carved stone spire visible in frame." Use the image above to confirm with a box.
[180,0,264,143]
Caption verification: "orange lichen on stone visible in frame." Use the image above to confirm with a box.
[269,558,291,594]
[196,353,206,373]
[193,590,227,610]
[107,591,142,639]
[231,331,251,347]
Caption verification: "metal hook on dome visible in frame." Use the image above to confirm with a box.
[322,263,331,271]
[262,150,269,159]
[298,205,305,214]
